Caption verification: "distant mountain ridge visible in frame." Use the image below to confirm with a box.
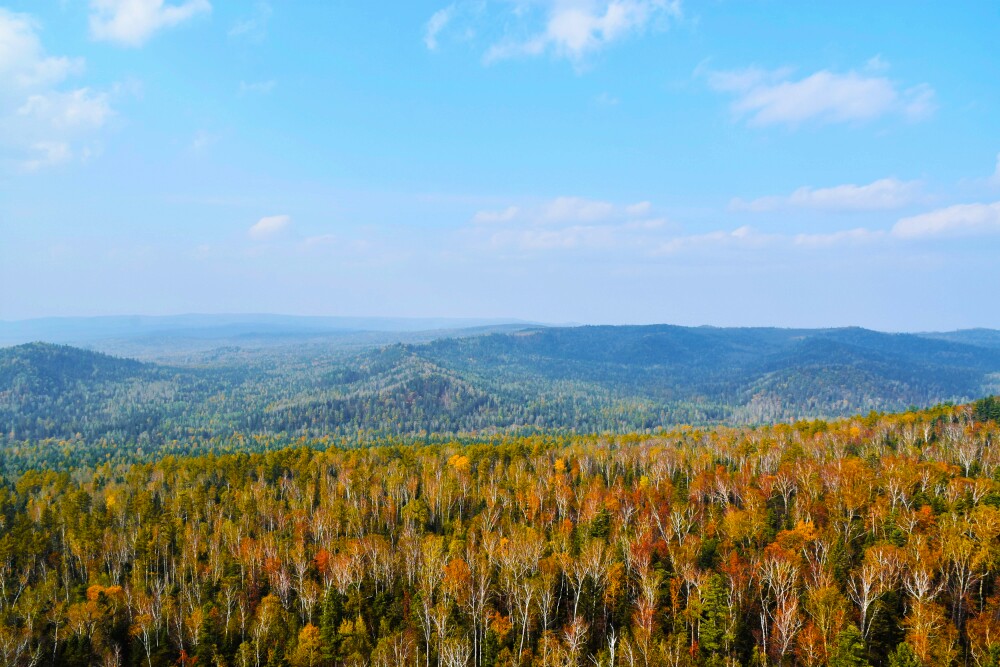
[0,314,538,347]
[1,324,999,443]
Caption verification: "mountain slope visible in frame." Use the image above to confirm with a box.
[2,325,999,442]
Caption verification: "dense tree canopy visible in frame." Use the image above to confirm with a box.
[0,401,999,666]
[4,329,1000,447]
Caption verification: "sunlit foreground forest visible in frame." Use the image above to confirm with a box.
[2,399,1000,667]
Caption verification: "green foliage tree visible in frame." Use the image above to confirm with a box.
[829,625,870,667]
[887,642,922,667]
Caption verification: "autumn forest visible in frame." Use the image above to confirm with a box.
[2,398,1000,667]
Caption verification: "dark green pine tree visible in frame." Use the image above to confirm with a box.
[829,625,869,667]
[887,643,921,667]
[320,588,345,663]
[698,573,729,666]
[974,396,1000,423]
[195,605,221,666]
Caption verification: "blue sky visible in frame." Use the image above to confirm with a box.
[1,1,998,330]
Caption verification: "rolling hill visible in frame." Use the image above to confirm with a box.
[2,325,999,444]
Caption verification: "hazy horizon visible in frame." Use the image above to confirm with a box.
[2,311,998,336]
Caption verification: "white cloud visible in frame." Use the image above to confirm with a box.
[625,217,666,230]
[543,196,615,222]
[303,234,336,248]
[467,195,911,258]
[494,224,618,250]
[229,2,271,42]
[425,5,454,50]
[239,79,276,95]
[471,196,671,253]
[545,197,657,222]
[654,225,769,255]
[0,10,82,88]
[732,178,922,212]
[793,228,884,247]
[626,201,651,215]
[248,214,292,240]
[190,130,217,152]
[892,202,1000,239]
[595,92,620,106]
[0,10,113,171]
[90,0,211,47]
[705,62,935,127]
[483,0,681,64]
[22,141,72,171]
[483,196,662,226]
[865,54,890,73]
[17,88,112,129]
[472,206,520,224]
[655,224,891,255]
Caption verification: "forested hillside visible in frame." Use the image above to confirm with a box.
[1,402,999,666]
[2,326,1000,450]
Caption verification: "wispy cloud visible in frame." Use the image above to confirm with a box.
[239,80,276,95]
[0,9,113,170]
[89,0,211,47]
[190,129,217,152]
[471,206,520,224]
[424,1,680,65]
[664,200,1000,251]
[472,197,655,226]
[654,225,771,255]
[486,0,681,64]
[595,92,620,107]
[542,196,616,222]
[470,196,668,252]
[229,1,271,42]
[704,61,935,127]
[248,214,292,240]
[657,224,890,255]
[626,201,651,215]
[991,153,1000,188]
[0,10,82,87]
[468,193,979,259]
[732,178,922,212]
[17,88,112,130]
[22,141,73,171]
[302,234,336,248]
[892,202,1000,239]
[793,228,884,247]
[493,224,619,250]
[424,5,454,51]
